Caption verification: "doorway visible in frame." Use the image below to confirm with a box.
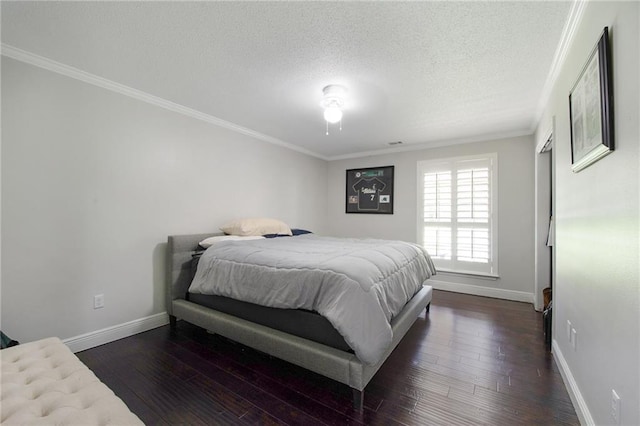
[534,125,554,312]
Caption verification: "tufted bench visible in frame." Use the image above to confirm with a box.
[1,337,143,425]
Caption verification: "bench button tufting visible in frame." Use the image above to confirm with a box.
[2,337,143,425]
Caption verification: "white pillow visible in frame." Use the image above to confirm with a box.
[199,235,265,248]
[220,218,292,237]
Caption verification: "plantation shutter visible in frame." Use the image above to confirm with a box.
[418,154,497,276]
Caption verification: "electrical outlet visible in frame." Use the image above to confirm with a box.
[94,294,104,309]
[571,328,577,350]
[567,320,572,342]
[611,389,621,425]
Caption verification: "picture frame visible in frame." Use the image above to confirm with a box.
[345,166,394,214]
[569,27,614,173]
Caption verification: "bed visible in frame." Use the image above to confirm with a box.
[166,232,435,409]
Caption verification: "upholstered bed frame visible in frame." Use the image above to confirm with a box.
[166,233,433,409]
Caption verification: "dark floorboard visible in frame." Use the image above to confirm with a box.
[77,290,578,425]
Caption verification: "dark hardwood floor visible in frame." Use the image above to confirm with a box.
[77,290,579,425]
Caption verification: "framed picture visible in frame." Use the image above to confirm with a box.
[569,27,614,173]
[346,166,394,214]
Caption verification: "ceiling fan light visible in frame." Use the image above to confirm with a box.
[324,106,343,123]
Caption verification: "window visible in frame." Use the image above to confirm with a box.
[417,154,498,276]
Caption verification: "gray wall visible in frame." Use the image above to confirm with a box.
[326,135,535,301]
[1,58,328,343]
[535,2,639,424]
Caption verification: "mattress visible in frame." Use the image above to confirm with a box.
[188,293,352,351]
[189,252,352,351]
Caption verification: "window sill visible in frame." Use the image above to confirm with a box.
[436,269,500,281]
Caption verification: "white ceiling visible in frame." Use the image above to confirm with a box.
[2,1,574,160]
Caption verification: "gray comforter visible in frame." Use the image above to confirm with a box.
[188,235,436,365]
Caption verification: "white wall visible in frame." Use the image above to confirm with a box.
[535,2,639,425]
[1,57,328,344]
[326,135,536,302]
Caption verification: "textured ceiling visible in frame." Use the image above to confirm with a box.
[2,2,573,159]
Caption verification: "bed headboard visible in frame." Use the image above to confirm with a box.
[166,232,222,315]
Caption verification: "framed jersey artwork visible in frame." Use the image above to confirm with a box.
[345,166,394,214]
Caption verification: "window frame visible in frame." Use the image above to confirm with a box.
[416,153,499,277]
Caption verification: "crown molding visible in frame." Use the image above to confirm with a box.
[531,0,588,132]
[3,31,567,164]
[326,129,532,161]
[1,44,328,161]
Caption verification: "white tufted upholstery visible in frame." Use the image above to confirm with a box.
[1,337,143,425]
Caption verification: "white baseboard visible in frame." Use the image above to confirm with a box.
[552,339,594,425]
[428,279,534,304]
[63,312,169,353]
